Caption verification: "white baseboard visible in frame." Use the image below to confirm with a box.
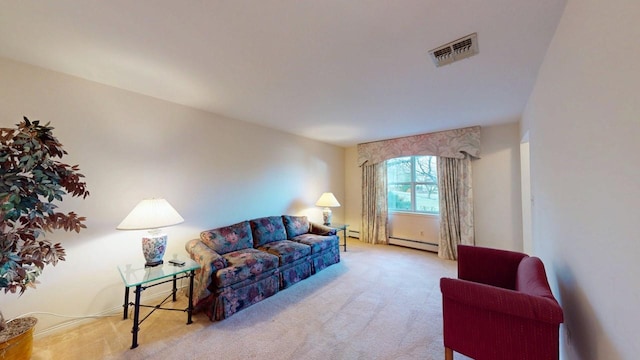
[388,237,439,253]
[345,232,438,253]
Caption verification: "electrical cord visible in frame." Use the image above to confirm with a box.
[8,278,190,323]
[10,311,120,322]
[10,282,190,322]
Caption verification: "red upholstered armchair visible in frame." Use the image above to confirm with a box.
[440,245,563,360]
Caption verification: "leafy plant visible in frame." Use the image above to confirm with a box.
[0,117,90,301]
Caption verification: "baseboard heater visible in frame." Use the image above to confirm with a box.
[388,236,439,253]
[347,231,438,253]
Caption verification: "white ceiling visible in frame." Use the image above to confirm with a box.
[0,0,566,147]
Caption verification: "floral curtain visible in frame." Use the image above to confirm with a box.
[361,162,388,244]
[437,156,475,260]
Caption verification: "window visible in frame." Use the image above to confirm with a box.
[387,156,439,214]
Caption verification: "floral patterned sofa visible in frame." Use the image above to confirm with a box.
[186,215,340,321]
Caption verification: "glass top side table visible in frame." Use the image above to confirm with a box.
[329,223,349,251]
[118,258,200,287]
[117,258,200,349]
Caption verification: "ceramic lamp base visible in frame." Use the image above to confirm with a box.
[142,232,167,267]
[322,207,332,226]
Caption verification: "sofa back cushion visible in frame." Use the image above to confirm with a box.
[515,256,555,300]
[282,215,310,238]
[200,221,254,255]
[250,216,288,247]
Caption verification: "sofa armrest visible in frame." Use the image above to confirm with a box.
[457,244,528,289]
[440,277,563,324]
[309,222,337,236]
[185,239,228,305]
[186,239,227,270]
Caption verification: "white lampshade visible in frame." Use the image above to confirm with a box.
[117,198,184,230]
[117,198,184,267]
[315,192,341,208]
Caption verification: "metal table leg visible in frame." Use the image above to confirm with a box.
[172,275,177,302]
[342,228,347,251]
[131,285,142,349]
[123,287,129,319]
[187,270,195,325]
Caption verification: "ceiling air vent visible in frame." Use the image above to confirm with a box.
[429,33,478,67]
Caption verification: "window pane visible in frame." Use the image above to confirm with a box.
[388,184,412,211]
[415,156,437,183]
[416,184,439,213]
[387,155,439,214]
[387,157,412,183]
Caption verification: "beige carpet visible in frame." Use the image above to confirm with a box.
[34,239,472,359]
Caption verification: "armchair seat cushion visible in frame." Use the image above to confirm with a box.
[216,248,279,288]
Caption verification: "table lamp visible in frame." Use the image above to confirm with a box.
[117,198,184,267]
[315,192,340,225]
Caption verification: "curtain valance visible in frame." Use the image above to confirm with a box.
[357,126,481,166]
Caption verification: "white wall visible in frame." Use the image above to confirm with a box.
[521,0,640,358]
[388,212,439,244]
[0,57,344,333]
[520,137,533,254]
[344,123,523,252]
[472,123,523,251]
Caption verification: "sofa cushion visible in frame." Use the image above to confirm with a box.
[515,256,555,300]
[216,248,279,288]
[291,233,339,254]
[200,221,254,255]
[282,215,310,238]
[250,216,288,247]
[258,240,311,266]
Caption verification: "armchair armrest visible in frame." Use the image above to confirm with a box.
[457,244,528,289]
[309,222,337,236]
[440,277,563,324]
